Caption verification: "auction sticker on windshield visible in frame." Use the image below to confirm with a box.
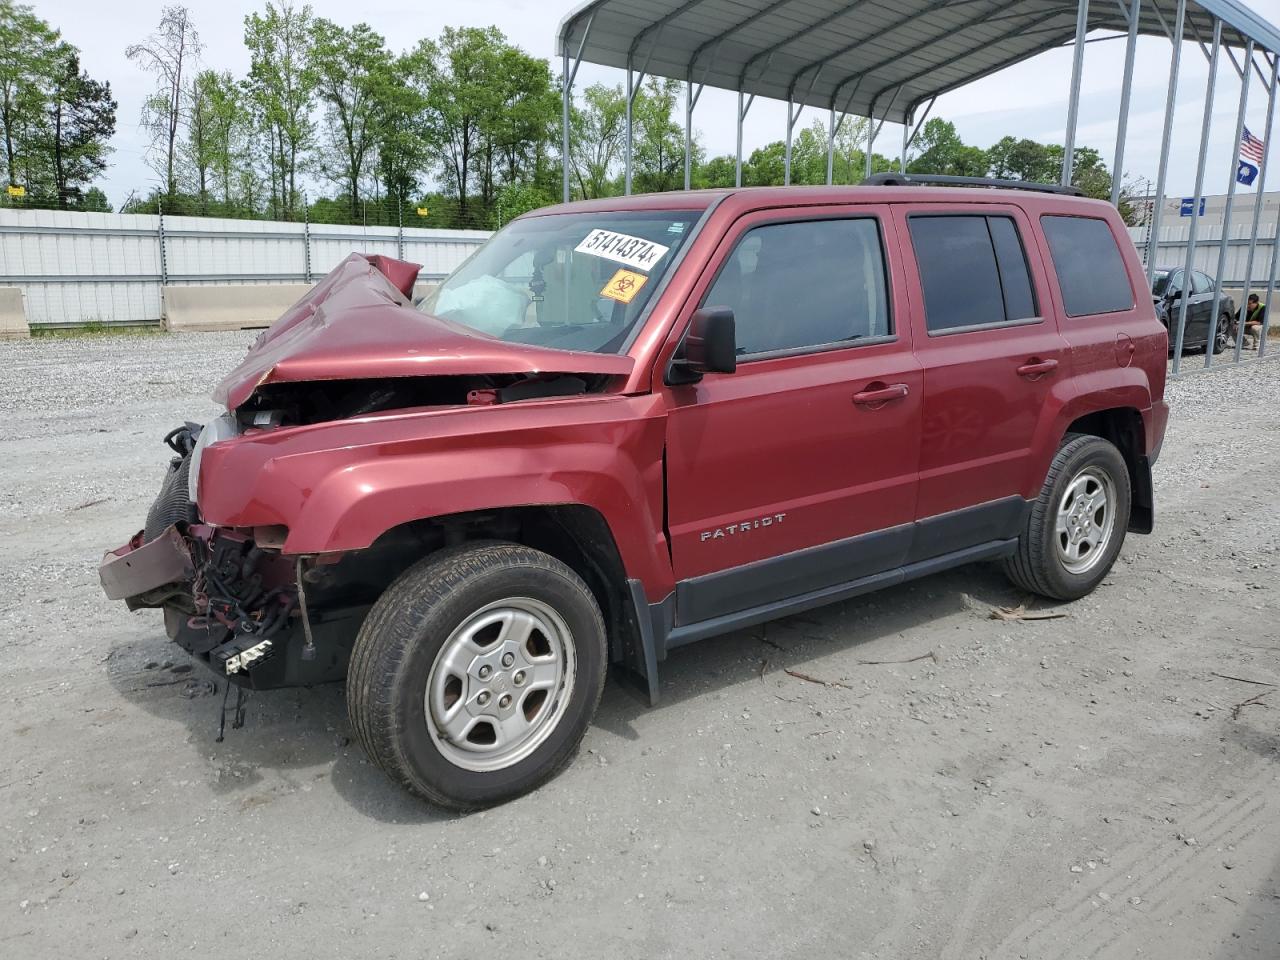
[574,229,670,272]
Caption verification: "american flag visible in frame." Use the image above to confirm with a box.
[1241,126,1266,165]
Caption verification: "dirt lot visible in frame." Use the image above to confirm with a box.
[2,332,1278,960]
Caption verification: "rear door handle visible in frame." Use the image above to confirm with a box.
[1016,358,1058,379]
[852,382,909,406]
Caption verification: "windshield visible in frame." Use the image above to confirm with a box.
[1152,270,1173,296]
[420,209,701,354]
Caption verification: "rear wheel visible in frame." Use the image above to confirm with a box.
[1004,434,1131,601]
[347,542,607,809]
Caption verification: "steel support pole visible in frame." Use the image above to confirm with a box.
[625,65,634,195]
[865,88,903,180]
[865,113,876,181]
[1205,38,1253,368]
[560,14,595,204]
[1062,0,1090,186]
[1261,200,1280,357]
[827,108,836,184]
[561,45,571,203]
[1173,17,1222,371]
[685,76,694,191]
[1111,0,1141,205]
[785,99,795,185]
[735,92,755,188]
[1147,0,1186,291]
[901,120,909,172]
[736,91,745,187]
[1236,53,1276,361]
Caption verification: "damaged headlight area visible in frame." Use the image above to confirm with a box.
[188,529,299,676]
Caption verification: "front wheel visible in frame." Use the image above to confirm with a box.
[1004,434,1131,601]
[347,542,607,810]
[1213,315,1232,354]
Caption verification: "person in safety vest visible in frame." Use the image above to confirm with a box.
[1236,293,1267,348]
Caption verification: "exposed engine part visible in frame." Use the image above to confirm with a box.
[216,683,251,742]
[164,422,201,456]
[189,530,297,675]
[295,557,317,662]
[219,638,274,675]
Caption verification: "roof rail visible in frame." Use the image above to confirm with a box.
[863,172,1085,197]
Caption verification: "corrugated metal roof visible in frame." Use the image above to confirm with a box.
[557,0,1280,124]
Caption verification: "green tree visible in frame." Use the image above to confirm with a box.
[0,0,61,190]
[569,82,624,199]
[200,71,250,213]
[986,135,1114,200]
[127,5,201,200]
[45,51,115,209]
[374,43,432,208]
[631,77,689,193]
[486,43,556,200]
[907,118,987,177]
[244,0,314,220]
[182,68,219,212]
[986,136,1060,183]
[423,26,499,226]
[699,153,737,188]
[309,19,392,219]
[494,180,554,227]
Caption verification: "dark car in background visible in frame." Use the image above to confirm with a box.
[1152,266,1236,354]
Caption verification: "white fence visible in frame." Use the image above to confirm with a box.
[0,209,490,327]
[1128,221,1277,292]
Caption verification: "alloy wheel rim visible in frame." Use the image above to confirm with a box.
[1054,467,1117,575]
[425,598,576,773]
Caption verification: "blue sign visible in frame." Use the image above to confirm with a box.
[1180,197,1206,217]
[1237,160,1260,186]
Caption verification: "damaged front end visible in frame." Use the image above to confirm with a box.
[100,430,361,689]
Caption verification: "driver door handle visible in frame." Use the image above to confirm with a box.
[1016,358,1058,379]
[852,382,909,406]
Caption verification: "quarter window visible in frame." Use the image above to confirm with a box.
[908,215,1039,333]
[701,218,891,356]
[1041,215,1135,316]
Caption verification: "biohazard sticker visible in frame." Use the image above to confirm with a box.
[574,229,670,271]
[600,269,648,304]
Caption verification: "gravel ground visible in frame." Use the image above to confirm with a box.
[1,332,1278,960]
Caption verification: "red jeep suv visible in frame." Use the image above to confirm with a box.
[101,176,1169,809]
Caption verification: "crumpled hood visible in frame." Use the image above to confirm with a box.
[213,253,634,411]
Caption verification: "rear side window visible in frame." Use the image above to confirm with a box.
[702,218,891,356]
[1041,215,1134,316]
[908,215,1039,333]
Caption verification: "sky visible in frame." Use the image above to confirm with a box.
[31,0,1280,208]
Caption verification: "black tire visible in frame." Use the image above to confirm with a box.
[347,542,607,810]
[1213,316,1231,354]
[1003,434,1131,602]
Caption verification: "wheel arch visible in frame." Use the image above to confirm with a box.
[1061,406,1153,533]
[352,504,647,682]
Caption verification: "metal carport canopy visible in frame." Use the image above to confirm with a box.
[556,0,1280,124]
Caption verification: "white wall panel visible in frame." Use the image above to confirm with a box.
[0,209,489,325]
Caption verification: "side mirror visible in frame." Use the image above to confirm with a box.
[667,307,736,384]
